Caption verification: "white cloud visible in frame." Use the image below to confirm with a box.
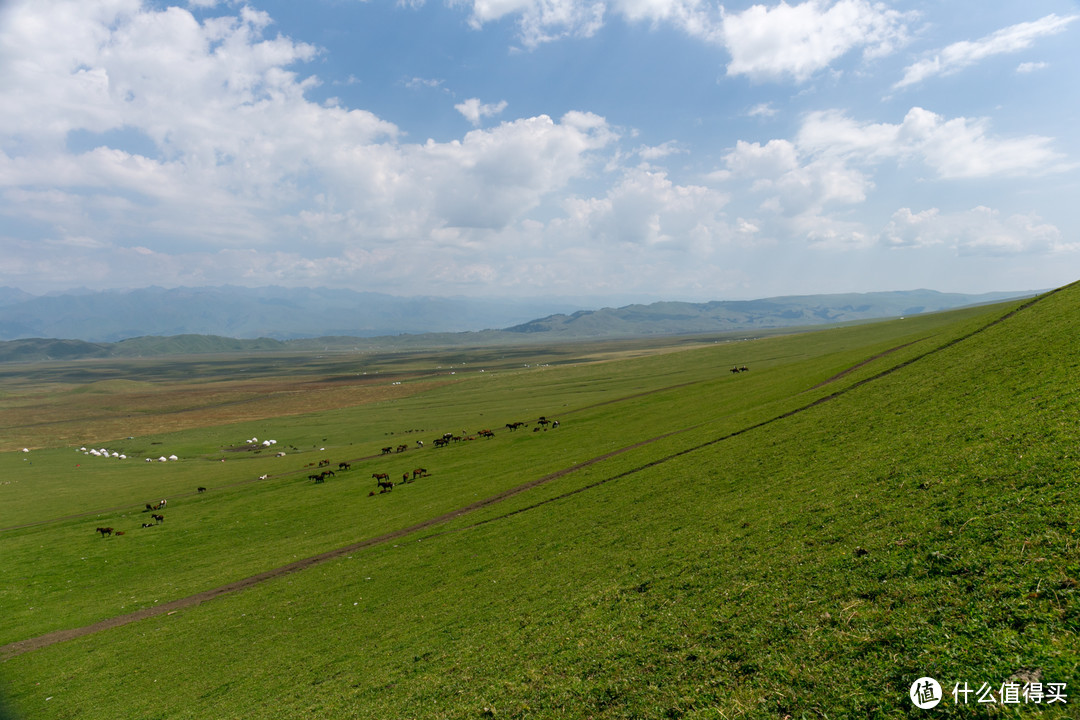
[0,0,617,285]
[466,0,606,47]
[796,107,1070,178]
[895,13,1078,88]
[880,206,1073,255]
[718,138,868,217]
[720,0,912,82]
[746,102,778,118]
[556,167,730,251]
[406,77,445,90]
[1016,61,1048,73]
[455,98,509,126]
[636,141,683,161]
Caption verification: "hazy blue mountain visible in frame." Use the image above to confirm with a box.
[0,286,585,342]
[0,285,1037,350]
[504,290,1035,337]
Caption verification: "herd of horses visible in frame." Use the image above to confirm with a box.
[94,415,563,538]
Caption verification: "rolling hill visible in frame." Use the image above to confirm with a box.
[0,285,1075,718]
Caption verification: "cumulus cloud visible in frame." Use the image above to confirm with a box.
[894,13,1078,88]
[466,0,606,47]
[797,107,1070,178]
[718,138,869,217]
[558,166,730,247]
[459,0,914,80]
[720,0,912,82]
[0,0,623,293]
[455,98,509,126]
[880,206,1072,255]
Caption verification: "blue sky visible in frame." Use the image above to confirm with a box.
[1,0,1078,301]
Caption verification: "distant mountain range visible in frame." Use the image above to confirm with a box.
[0,285,1038,361]
[502,289,1034,337]
[0,286,584,343]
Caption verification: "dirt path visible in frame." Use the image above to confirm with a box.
[1,427,693,661]
[1,289,1058,661]
[810,339,925,389]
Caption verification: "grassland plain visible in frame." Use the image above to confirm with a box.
[0,291,1076,718]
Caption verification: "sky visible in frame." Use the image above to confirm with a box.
[1,0,1078,302]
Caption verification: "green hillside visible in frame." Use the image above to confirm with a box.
[0,286,1076,718]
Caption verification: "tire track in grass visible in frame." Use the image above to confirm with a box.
[1,288,1058,660]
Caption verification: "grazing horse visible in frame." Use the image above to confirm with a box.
[377,479,394,492]
[197,486,207,493]
[318,459,331,467]
[412,468,427,479]
[145,503,154,512]
[338,462,351,471]
[96,527,113,537]
[396,444,408,453]
[402,472,410,483]
[152,514,164,524]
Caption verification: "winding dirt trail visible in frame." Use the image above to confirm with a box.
[1,289,1057,661]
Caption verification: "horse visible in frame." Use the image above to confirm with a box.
[396,444,408,453]
[372,472,390,482]
[197,486,207,493]
[142,523,155,528]
[96,527,113,537]
[381,446,393,455]
[338,462,351,471]
[377,479,394,492]
[412,468,427,479]
[152,514,164,524]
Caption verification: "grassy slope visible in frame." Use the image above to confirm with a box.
[0,291,1077,718]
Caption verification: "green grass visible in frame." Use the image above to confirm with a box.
[0,292,1076,718]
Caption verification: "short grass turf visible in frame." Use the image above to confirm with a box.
[0,289,1077,718]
